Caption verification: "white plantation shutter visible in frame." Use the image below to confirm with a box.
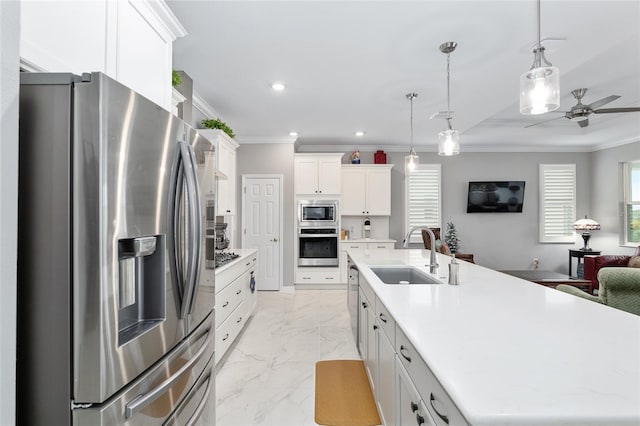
[539,164,576,243]
[405,164,441,243]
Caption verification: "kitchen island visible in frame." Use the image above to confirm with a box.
[348,248,640,425]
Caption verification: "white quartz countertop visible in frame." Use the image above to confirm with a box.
[348,249,640,425]
[214,249,257,275]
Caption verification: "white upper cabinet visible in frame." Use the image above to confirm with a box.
[20,0,186,110]
[198,129,239,216]
[294,154,342,195]
[341,165,393,215]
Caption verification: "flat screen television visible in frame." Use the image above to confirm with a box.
[467,181,525,213]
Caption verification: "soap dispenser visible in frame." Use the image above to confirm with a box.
[448,254,460,285]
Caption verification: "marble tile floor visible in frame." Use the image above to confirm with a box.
[216,288,360,426]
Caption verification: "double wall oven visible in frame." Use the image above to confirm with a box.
[297,200,339,267]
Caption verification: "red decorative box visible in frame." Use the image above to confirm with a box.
[374,150,387,164]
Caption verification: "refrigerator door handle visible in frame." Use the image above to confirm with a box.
[185,372,213,426]
[185,144,202,315]
[168,143,186,308]
[124,326,211,419]
[178,142,199,320]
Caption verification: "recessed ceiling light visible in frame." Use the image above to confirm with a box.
[289,131,298,137]
[271,82,285,91]
[355,131,365,137]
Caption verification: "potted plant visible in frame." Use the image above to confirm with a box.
[172,70,182,88]
[201,118,235,139]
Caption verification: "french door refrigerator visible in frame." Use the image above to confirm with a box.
[17,72,217,425]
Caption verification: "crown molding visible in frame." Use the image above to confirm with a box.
[192,91,221,120]
[138,0,187,41]
[590,137,640,152]
[235,136,297,145]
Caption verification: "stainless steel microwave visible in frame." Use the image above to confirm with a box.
[298,200,338,227]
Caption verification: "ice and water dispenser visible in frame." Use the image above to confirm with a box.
[117,235,165,345]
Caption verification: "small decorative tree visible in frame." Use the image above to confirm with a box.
[444,220,460,254]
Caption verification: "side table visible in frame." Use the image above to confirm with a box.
[568,249,601,278]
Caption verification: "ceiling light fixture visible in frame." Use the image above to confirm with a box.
[355,131,365,137]
[271,82,285,91]
[405,92,419,172]
[289,131,298,137]
[438,41,460,157]
[520,0,560,115]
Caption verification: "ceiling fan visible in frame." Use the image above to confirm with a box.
[525,88,640,128]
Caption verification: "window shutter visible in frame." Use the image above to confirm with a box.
[405,164,441,243]
[623,161,640,244]
[539,164,576,243]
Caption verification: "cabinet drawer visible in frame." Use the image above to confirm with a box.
[369,242,394,250]
[343,243,365,250]
[215,274,244,326]
[215,300,249,365]
[375,296,395,345]
[395,326,468,426]
[295,269,340,284]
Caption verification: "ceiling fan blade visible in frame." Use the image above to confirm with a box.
[578,118,589,128]
[593,107,640,114]
[524,115,564,128]
[586,95,620,110]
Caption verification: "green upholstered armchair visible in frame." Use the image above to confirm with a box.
[556,267,640,316]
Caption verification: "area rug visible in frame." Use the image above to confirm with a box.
[314,360,381,426]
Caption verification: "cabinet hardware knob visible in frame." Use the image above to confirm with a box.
[399,345,412,363]
[416,413,425,426]
[246,262,251,266]
[379,313,387,323]
[373,325,378,330]
[222,301,229,307]
[430,393,449,424]
[410,401,418,413]
[236,289,242,295]
[226,210,231,213]
[222,333,229,341]
[362,302,368,308]
[236,317,242,323]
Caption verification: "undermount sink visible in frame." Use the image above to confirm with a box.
[370,266,441,285]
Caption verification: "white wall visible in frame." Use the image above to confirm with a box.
[349,150,593,274]
[236,144,295,286]
[590,141,640,254]
[0,1,19,423]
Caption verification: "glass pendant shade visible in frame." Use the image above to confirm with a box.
[438,129,460,156]
[520,64,560,115]
[405,148,419,171]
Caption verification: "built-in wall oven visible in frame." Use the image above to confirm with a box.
[298,199,338,227]
[298,227,339,266]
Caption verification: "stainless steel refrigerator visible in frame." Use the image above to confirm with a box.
[17,72,217,425]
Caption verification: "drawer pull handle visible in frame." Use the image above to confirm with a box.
[399,345,411,363]
[410,401,418,413]
[222,301,229,307]
[222,333,229,341]
[303,277,311,280]
[416,413,425,426]
[379,313,387,323]
[430,393,449,424]
[362,301,368,309]
[376,246,386,249]
[246,262,251,266]
[252,257,256,261]
[236,289,242,295]
[236,316,242,323]
[372,324,378,330]
[326,277,334,280]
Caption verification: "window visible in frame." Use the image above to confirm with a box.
[405,164,441,244]
[539,164,576,243]
[623,161,640,245]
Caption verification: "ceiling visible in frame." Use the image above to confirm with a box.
[167,1,640,153]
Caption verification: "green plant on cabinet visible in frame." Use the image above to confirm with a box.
[201,118,235,139]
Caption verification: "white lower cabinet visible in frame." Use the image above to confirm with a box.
[214,252,257,365]
[341,241,394,283]
[396,357,436,426]
[295,268,340,284]
[376,316,396,426]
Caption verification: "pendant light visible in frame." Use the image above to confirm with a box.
[520,0,560,115]
[405,93,419,172]
[438,42,460,157]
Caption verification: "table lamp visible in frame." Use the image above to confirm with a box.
[573,215,600,251]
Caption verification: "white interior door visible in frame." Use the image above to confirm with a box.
[242,176,282,291]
